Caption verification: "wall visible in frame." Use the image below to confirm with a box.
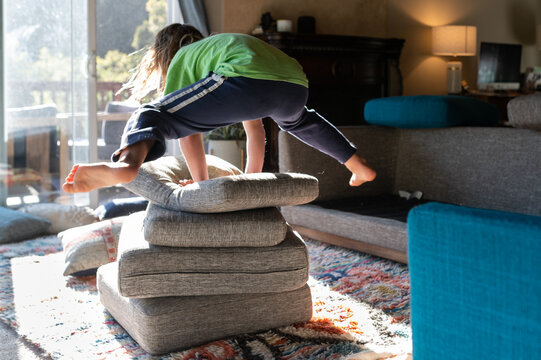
[387,0,541,95]
[204,0,387,37]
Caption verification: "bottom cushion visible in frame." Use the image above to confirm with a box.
[98,262,313,355]
[314,195,428,223]
[282,203,408,254]
[117,212,309,298]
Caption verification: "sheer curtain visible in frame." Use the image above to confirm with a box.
[177,0,209,36]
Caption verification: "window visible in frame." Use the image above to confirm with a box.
[1,0,167,207]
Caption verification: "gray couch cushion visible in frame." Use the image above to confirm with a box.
[281,204,408,253]
[144,203,287,247]
[124,155,318,213]
[97,262,312,355]
[507,93,541,130]
[279,126,398,201]
[395,127,541,216]
[117,212,309,298]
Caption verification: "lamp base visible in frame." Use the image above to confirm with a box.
[447,60,462,94]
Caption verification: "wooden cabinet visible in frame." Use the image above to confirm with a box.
[255,32,405,171]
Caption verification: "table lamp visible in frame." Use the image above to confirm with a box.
[433,25,477,94]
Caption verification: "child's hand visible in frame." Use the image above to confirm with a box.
[178,179,194,187]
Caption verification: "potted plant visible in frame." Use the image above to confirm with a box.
[206,123,246,170]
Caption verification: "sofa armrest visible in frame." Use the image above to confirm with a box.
[408,202,541,360]
[278,126,398,201]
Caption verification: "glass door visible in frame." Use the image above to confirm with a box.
[2,0,92,207]
[1,0,167,208]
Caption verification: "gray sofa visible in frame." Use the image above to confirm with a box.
[278,126,541,263]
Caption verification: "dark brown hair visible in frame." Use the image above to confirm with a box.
[121,23,204,101]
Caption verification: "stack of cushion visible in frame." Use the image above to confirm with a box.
[97,155,319,354]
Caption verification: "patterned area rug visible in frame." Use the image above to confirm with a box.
[0,236,411,359]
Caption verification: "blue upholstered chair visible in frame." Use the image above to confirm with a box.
[408,202,541,360]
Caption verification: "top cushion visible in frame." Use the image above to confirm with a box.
[507,93,541,130]
[124,155,319,213]
[364,95,499,128]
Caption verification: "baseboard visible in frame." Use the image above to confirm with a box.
[291,224,408,264]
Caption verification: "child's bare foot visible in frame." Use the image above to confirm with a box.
[62,162,139,193]
[344,154,377,187]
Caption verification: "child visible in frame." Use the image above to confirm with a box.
[62,24,376,193]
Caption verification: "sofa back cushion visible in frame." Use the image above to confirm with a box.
[279,126,398,201]
[395,127,541,216]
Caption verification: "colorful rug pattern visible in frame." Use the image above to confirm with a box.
[0,236,411,359]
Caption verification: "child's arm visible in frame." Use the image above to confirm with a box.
[243,119,266,173]
[178,133,209,183]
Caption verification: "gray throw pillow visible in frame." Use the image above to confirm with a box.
[144,203,287,247]
[507,93,541,130]
[0,206,51,244]
[123,155,319,213]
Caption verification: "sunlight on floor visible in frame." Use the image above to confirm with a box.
[307,276,412,359]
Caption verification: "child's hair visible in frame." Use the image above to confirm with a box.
[121,23,204,101]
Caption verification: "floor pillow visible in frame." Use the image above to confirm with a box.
[19,203,99,234]
[59,216,126,276]
[0,206,51,244]
[144,203,287,247]
[93,196,149,220]
[124,154,318,212]
[116,212,309,298]
[98,262,313,355]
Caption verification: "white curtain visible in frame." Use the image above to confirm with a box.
[177,0,209,36]
[166,0,183,24]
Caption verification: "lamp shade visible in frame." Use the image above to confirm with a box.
[433,25,477,56]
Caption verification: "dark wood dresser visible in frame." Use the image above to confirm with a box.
[255,32,405,171]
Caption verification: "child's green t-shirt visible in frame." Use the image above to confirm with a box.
[164,33,308,95]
